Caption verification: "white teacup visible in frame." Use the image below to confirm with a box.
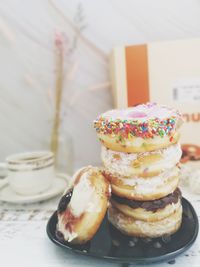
[0,151,55,196]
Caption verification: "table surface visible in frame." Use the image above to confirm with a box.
[0,186,199,267]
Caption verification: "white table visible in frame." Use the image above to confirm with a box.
[0,189,199,267]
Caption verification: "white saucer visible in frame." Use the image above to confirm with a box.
[0,173,70,204]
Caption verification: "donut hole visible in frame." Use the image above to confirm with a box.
[127,111,147,119]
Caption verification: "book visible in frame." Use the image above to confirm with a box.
[110,38,200,163]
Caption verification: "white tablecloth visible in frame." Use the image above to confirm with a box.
[0,187,199,267]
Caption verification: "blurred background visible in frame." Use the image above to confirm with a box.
[1,0,200,172]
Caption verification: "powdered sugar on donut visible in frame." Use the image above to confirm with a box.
[57,166,102,242]
[69,167,100,217]
[57,219,78,242]
[101,143,182,177]
[109,167,180,194]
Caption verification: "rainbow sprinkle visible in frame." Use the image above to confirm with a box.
[94,116,178,140]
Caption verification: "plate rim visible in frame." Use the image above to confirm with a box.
[46,197,199,264]
[0,173,69,204]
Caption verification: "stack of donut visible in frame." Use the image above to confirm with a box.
[94,103,183,238]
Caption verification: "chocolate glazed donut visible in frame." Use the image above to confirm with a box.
[111,188,182,212]
[109,188,182,223]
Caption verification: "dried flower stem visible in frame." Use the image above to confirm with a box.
[49,0,107,61]
[50,33,64,160]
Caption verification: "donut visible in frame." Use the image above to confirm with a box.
[56,166,110,244]
[94,103,183,153]
[108,203,182,238]
[103,167,180,200]
[101,143,182,178]
[181,144,200,163]
[110,188,182,222]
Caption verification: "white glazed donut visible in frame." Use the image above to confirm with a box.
[94,103,183,153]
[56,166,110,244]
[101,143,182,178]
[108,204,182,238]
[103,167,180,201]
[110,188,182,222]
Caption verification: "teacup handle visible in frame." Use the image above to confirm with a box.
[0,162,8,189]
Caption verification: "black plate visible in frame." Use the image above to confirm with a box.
[46,198,198,265]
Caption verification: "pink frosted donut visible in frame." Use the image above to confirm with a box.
[94,103,183,153]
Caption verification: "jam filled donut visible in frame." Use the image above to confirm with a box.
[103,167,180,201]
[101,143,182,178]
[56,166,110,244]
[108,189,182,238]
[110,188,182,222]
[94,103,183,153]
